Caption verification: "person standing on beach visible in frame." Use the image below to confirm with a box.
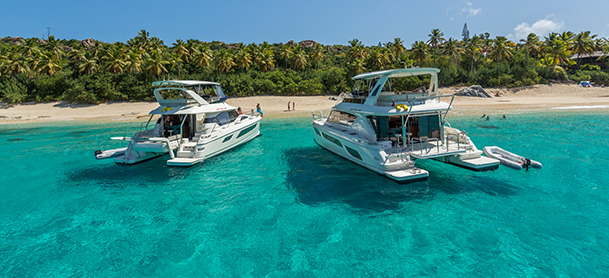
[257,103,263,117]
[287,101,291,111]
[292,102,295,111]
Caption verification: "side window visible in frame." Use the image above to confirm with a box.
[327,110,356,126]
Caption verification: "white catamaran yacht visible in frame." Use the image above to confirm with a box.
[95,80,261,167]
[312,68,500,183]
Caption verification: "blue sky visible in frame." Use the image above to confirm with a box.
[2,0,609,46]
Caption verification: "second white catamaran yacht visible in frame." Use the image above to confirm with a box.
[95,80,261,167]
[312,68,500,183]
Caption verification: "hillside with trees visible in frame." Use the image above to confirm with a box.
[1,29,608,104]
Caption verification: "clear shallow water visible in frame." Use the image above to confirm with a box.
[1,112,608,277]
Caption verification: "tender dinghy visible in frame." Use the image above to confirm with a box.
[94,147,127,160]
[483,146,542,170]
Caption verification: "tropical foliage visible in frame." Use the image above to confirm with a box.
[1,29,609,103]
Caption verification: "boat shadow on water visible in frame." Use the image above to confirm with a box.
[65,156,195,187]
[284,147,519,213]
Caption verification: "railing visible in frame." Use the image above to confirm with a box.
[409,138,441,155]
[139,115,154,133]
[202,123,218,138]
[424,138,440,154]
[312,111,324,121]
[395,144,410,164]
[445,135,460,151]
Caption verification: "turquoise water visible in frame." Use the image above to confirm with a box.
[1,112,609,277]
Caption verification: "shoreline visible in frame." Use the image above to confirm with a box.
[1,84,608,125]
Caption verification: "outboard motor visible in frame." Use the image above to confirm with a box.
[523,158,532,171]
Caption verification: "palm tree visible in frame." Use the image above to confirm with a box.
[172,39,190,64]
[367,47,390,70]
[235,46,252,71]
[427,29,446,49]
[310,44,325,69]
[381,45,395,65]
[278,45,293,68]
[348,39,368,62]
[490,36,512,71]
[192,43,213,71]
[36,53,61,76]
[392,38,406,61]
[410,41,429,66]
[348,39,360,47]
[3,53,31,77]
[291,46,308,71]
[560,31,575,48]
[347,59,366,75]
[520,33,541,61]
[103,45,126,73]
[0,49,7,77]
[465,35,482,72]
[44,36,64,60]
[440,38,462,64]
[128,29,151,51]
[77,54,99,75]
[19,38,41,57]
[544,33,572,69]
[124,49,144,73]
[257,49,275,72]
[572,31,597,66]
[146,51,169,76]
[216,49,236,72]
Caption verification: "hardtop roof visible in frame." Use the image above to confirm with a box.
[152,80,220,87]
[352,68,441,80]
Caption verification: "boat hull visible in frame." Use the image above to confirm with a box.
[113,117,261,166]
[312,121,428,183]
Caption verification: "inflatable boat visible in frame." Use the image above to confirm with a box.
[94,147,127,160]
[482,146,542,170]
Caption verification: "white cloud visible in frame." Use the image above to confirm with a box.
[461,1,481,17]
[509,19,564,41]
[445,1,481,20]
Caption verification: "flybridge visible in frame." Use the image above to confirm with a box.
[152,80,220,87]
[351,68,441,106]
[152,80,228,106]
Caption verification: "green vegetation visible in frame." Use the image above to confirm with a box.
[1,29,609,104]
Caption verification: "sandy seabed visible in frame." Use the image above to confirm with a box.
[1,84,608,124]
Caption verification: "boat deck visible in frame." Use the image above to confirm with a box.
[387,139,468,159]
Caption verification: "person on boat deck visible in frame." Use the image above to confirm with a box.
[164,115,181,136]
[237,107,243,114]
[257,103,263,117]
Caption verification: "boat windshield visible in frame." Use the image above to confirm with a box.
[204,110,239,125]
[190,84,228,102]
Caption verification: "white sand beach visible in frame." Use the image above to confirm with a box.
[1,84,608,124]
